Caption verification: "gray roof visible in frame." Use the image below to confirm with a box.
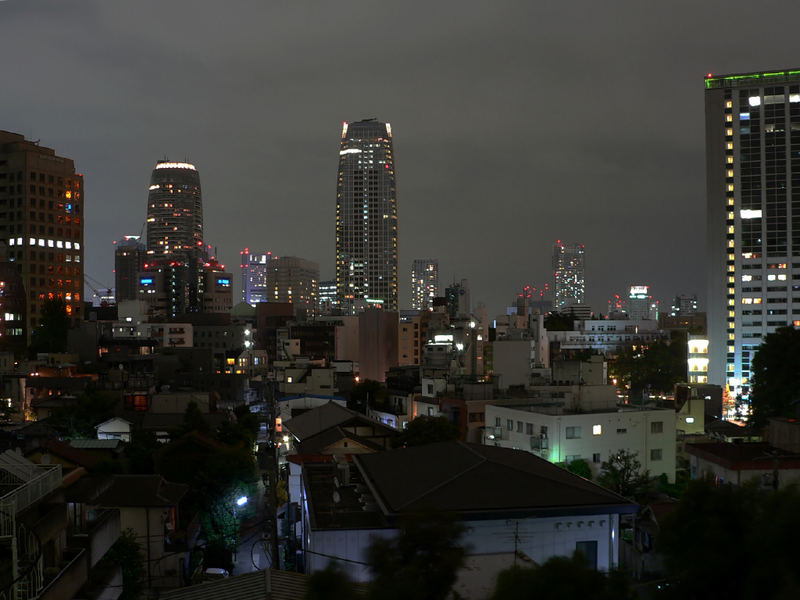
[354,441,637,518]
[67,439,123,451]
[285,401,380,441]
[159,569,310,600]
[94,475,188,507]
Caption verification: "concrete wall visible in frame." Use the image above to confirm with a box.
[485,404,676,482]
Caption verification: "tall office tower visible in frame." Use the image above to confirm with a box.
[267,256,319,317]
[705,69,800,396]
[411,258,438,311]
[628,285,658,320]
[0,131,84,337]
[552,241,585,311]
[146,160,203,261]
[670,294,699,316]
[336,119,398,313]
[114,235,145,303]
[0,243,27,354]
[240,249,273,305]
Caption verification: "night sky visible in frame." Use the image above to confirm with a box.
[3,0,799,317]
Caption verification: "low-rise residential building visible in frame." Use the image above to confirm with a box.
[686,442,800,489]
[484,398,676,481]
[300,441,637,584]
[548,319,667,356]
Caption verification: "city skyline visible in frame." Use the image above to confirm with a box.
[3,1,799,317]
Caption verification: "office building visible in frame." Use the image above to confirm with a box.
[705,69,800,395]
[0,242,26,354]
[318,279,338,315]
[627,285,658,320]
[670,294,699,316]
[114,235,145,303]
[411,258,438,311]
[0,131,84,336]
[335,119,398,313]
[445,279,471,318]
[146,160,203,261]
[266,255,319,317]
[240,249,273,305]
[552,241,585,311]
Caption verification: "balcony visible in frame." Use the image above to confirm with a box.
[69,508,120,568]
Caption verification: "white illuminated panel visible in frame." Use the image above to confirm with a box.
[339,148,362,155]
[748,96,761,107]
[154,162,196,171]
[740,209,762,219]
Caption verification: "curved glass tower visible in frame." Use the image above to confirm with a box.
[336,119,398,313]
[146,161,203,261]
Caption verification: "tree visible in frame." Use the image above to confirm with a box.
[348,379,386,412]
[98,529,145,600]
[305,562,359,600]
[658,479,800,599]
[394,416,460,448]
[366,512,466,600]
[48,390,119,439]
[564,458,592,480]
[609,335,686,400]
[597,449,650,500]
[750,326,800,428]
[490,552,635,600]
[29,297,71,355]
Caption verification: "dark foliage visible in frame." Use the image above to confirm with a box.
[750,326,800,428]
[394,416,461,448]
[305,562,359,600]
[29,297,70,355]
[658,478,800,599]
[366,512,466,600]
[490,552,635,600]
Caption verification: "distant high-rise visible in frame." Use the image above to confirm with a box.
[705,69,800,394]
[411,258,438,311]
[552,241,585,311]
[445,279,470,318]
[114,236,145,303]
[0,130,85,337]
[628,285,658,320]
[318,279,338,315]
[146,161,203,261]
[670,294,699,316]
[266,256,319,317]
[240,249,274,305]
[336,119,398,313]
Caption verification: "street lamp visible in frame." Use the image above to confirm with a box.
[236,496,248,507]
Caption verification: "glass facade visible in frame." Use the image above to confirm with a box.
[705,70,800,398]
[411,258,438,311]
[552,241,585,311]
[336,120,398,313]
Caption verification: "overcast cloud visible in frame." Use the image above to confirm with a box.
[3,0,800,316]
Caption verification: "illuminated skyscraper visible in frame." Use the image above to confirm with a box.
[0,131,84,337]
[552,241,585,311]
[240,249,274,305]
[705,69,800,395]
[411,258,438,311]
[146,161,203,261]
[336,119,398,313]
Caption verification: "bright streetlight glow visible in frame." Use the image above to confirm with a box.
[236,496,248,506]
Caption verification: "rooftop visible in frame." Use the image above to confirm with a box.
[354,441,636,518]
[705,68,800,89]
[686,442,800,470]
[94,475,188,507]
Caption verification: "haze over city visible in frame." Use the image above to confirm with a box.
[3,0,798,314]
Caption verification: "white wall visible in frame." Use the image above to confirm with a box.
[485,404,676,482]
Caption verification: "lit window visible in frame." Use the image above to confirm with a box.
[686,417,695,424]
[748,96,761,107]
[592,424,602,436]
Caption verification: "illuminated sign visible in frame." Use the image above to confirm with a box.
[140,278,154,285]
[217,278,231,287]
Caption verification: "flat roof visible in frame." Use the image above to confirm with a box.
[705,68,800,89]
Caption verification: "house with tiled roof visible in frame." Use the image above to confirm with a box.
[300,440,637,588]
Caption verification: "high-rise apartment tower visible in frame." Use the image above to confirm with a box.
[552,241,585,311]
[0,131,84,337]
[146,161,203,261]
[336,119,398,313]
[411,258,438,311]
[705,69,800,396]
